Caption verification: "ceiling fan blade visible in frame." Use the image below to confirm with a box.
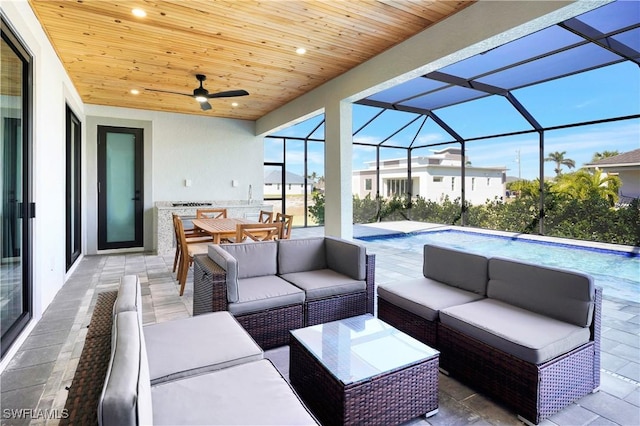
[145,87,192,97]
[207,89,249,99]
[200,101,212,111]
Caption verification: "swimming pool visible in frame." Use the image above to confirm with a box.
[359,229,640,302]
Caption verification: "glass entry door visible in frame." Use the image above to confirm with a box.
[97,126,143,250]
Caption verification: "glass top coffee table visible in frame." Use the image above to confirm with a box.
[289,314,439,426]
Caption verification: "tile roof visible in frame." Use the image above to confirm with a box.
[585,149,640,166]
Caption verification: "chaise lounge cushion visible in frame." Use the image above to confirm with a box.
[440,298,591,364]
[488,257,595,327]
[144,311,263,385]
[228,275,305,316]
[377,278,485,321]
[151,359,318,425]
[98,311,153,426]
[424,244,488,296]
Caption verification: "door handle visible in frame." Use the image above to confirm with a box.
[132,197,140,201]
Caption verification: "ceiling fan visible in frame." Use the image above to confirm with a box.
[146,74,249,111]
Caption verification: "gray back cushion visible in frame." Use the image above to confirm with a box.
[423,244,488,295]
[98,311,153,426]
[222,241,278,278]
[278,238,327,274]
[488,257,595,327]
[325,237,366,280]
[209,242,278,304]
[113,275,141,317]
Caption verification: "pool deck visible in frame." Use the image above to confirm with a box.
[1,221,638,425]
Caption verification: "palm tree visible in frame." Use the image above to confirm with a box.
[555,169,620,206]
[591,151,619,163]
[545,151,575,177]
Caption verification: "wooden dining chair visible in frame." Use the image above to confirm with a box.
[258,210,273,223]
[173,214,211,296]
[275,213,294,239]
[234,222,283,243]
[196,208,227,219]
[172,214,212,273]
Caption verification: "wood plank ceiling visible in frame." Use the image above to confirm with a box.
[28,0,474,120]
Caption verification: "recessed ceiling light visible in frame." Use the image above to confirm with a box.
[231,102,239,107]
[130,89,140,95]
[132,8,146,18]
[296,47,306,55]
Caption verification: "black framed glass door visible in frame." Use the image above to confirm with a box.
[1,19,33,358]
[97,126,144,250]
[66,106,81,269]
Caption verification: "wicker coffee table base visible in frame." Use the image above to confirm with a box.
[290,336,439,426]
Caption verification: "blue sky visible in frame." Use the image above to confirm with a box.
[267,61,639,181]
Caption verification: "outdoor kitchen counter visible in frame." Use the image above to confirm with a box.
[154,201,271,254]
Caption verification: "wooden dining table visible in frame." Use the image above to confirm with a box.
[191,217,255,244]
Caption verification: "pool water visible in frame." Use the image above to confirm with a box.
[359,230,640,302]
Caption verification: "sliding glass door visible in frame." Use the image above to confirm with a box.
[1,19,33,358]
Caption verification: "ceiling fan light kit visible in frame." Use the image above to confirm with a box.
[146,74,248,111]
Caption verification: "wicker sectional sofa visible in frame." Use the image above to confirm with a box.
[77,276,318,425]
[377,244,601,425]
[192,236,375,349]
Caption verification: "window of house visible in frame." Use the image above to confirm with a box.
[451,177,455,191]
[471,178,475,191]
[433,176,443,182]
[365,179,372,190]
[386,179,407,197]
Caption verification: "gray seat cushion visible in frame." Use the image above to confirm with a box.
[488,257,594,327]
[229,275,305,316]
[440,298,591,364]
[98,311,153,426]
[280,269,366,301]
[144,311,263,385]
[151,359,318,425]
[424,244,488,296]
[378,278,485,321]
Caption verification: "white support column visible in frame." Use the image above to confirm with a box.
[324,101,353,239]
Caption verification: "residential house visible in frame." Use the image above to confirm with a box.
[264,170,313,197]
[584,149,640,203]
[353,148,506,204]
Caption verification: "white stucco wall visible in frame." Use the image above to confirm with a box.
[84,105,261,254]
[1,0,85,367]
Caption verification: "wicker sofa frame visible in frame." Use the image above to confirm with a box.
[438,286,601,425]
[62,291,117,425]
[193,250,375,350]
